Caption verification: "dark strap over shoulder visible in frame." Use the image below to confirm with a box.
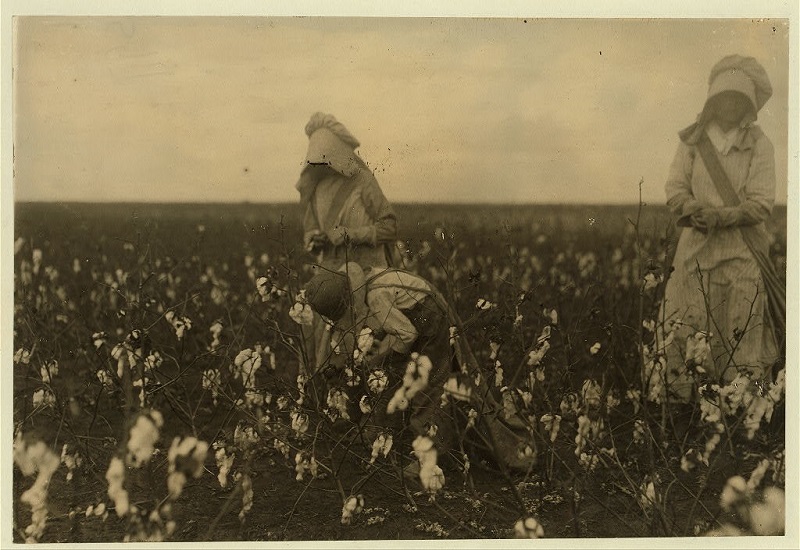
[695,132,742,207]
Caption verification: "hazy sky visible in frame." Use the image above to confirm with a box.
[11,16,792,204]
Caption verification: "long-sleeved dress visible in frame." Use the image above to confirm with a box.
[297,161,397,374]
[657,121,779,401]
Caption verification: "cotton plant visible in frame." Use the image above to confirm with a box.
[527,325,551,369]
[14,347,32,365]
[440,376,472,406]
[540,414,562,443]
[60,444,82,482]
[514,517,545,538]
[126,410,164,468]
[105,456,130,517]
[325,388,350,422]
[290,410,310,435]
[166,436,209,499]
[367,369,389,394]
[684,331,712,372]
[13,433,61,542]
[213,441,235,489]
[111,331,144,379]
[32,388,56,409]
[164,311,192,340]
[411,435,445,497]
[202,369,222,406]
[233,424,261,453]
[369,433,393,465]
[237,472,254,522]
[352,327,374,365]
[208,320,223,351]
[638,479,660,514]
[341,494,365,525]
[708,473,785,536]
[256,273,286,302]
[233,348,262,389]
[294,451,319,482]
[387,353,433,414]
[288,290,314,326]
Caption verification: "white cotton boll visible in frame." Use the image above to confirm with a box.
[215,447,235,488]
[466,409,478,430]
[387,387,409,414]
[14,348,32,365]
[105,457,130,517]
[501,389,516,420]
[412,435,435,455]
[289,302,314,326]
[643,272,663,290]
[489,341,501,361]
[32,389,56,408]
[14,436,61,541]
[415,354,432,376]
[326,389,350,421]
[540,414,561,443]
[420,464,445,495]
[748,487,784,535]
[589,342,601,355]
[167,472,187,499]
[720,476,748,511]
[126,412,163,467]
[514,517,544,538]
[581,379,602,411]
[356,327,374,354]
[40,361,58,383]
[168,436,209,480]
[639,481,657,509]
[238,473,254,521]
[290,411,309,434]
[442,377,472,402]
[494,365,504,388]
[367,370,388,394]
[369,433,393,464]
[341,494,365,525]
[685,331,712,366]
[750,496,785,536]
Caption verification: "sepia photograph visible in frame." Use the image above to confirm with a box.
[2,2,797,548]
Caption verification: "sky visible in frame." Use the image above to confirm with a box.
[7,15,795,206]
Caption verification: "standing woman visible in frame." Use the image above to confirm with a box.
[295,112,398,373]
[657,55,784,402]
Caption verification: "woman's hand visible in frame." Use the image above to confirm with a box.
[306,230,330,252]
[690,209,722,234]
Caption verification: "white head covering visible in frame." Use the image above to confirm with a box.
[680,55,773,144]
[303,112,361,177]
[702,55,773,123]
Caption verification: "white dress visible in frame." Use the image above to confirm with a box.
[656,121,779,401]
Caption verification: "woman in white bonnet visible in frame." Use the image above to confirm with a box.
[295,112,398,373]
[656,55,784,403]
